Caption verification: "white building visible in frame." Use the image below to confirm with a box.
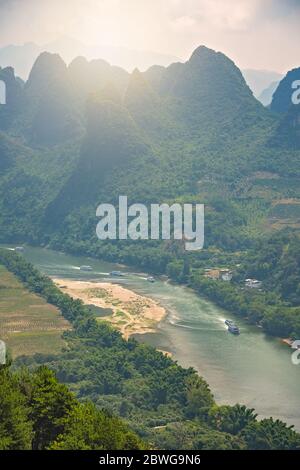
[245,278,262,289]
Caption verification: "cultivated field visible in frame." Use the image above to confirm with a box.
[0,265,71,358]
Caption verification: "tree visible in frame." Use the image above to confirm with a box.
[242,418,300,450]
[185,375,214,418]
[209,404,257,435]
[50,402,145,450]
[0,366,32,449]
[27,366,76,450]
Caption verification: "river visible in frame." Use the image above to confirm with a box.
[6,245,300,429]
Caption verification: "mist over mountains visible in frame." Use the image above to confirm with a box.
[241,69,283,99]
[0,43,299,251]
[0,36,285,105]
[0,36,179,79]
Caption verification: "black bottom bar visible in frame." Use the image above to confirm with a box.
[0,450,299,468]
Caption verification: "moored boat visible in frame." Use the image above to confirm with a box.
[228,323,240,335]
[80,265,93,271]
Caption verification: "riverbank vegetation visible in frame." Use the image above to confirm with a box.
[0,248,299,450]
[46,228,300,340]
[189,231,300,339]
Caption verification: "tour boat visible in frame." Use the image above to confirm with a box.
[80,265,93,271]
[228,323,240,335]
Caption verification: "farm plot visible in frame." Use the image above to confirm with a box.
[0,264,71,357]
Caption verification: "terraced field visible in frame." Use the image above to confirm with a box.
[0,264,71,358]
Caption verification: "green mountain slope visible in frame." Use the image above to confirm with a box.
[0,46,299,248]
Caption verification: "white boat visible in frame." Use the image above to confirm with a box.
[227,322,240,335]
[80,265,93,271]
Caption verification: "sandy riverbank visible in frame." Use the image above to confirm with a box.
[52,278,167,340]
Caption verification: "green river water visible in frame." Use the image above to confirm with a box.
[4,245,300,429]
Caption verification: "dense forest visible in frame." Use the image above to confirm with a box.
[0,248,300,450]
[0,45,300,450]
[0,363,144,450]
[0,46,299,343]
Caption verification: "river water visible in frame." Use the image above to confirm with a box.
[6,245,299,429]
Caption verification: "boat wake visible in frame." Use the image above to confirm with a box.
[170,322,227,331]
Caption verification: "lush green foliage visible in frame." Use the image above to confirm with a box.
[0,365,32,449]
[190,264,300,339]
[1,46,300,449]
[1,249,300,450]
[0,49,299,344]
[0,363,144,450]
[238,231,300,306]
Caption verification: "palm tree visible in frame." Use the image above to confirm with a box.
[210,404,257,435]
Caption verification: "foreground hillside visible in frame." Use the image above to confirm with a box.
[0,364,144,450]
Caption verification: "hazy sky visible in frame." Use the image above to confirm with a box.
[0,0,299,72]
